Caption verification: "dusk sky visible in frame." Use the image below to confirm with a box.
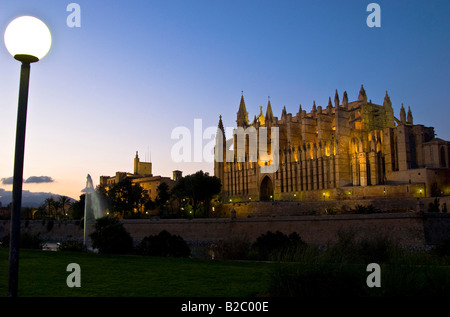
[0,0,449,202]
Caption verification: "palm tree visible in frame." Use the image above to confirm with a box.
[59,196,72,218]
[53,200,62,219]
[44,197,55,218]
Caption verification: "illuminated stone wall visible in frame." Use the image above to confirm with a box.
[2,207,450,247]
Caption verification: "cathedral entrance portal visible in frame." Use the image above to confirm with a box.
[260,176,274,201]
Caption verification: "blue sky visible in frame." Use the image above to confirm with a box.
[0,0,449,201]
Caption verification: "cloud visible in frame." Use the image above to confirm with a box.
[1,176,54,185]
[25,176,54,184]
[1,177,14,185]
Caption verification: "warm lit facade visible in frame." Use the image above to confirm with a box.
[99,152,182,201]
[214,85,450,201]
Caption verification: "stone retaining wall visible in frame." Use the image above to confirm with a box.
[1,212,450,247]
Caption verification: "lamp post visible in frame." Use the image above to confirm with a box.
[4,16,51,297]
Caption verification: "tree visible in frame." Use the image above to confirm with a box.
[106,178,149,218]
[136,230,191,257]
[156,182,171,215]
[89,216,133,254]
[43,197,56,218]
[59,196,72,218]
[428,198,440,212]
[95,183,113,214]
[172,170,221,217]
[69,194,85,220]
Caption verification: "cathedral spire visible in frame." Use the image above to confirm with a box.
[327,96,333,114]
[342,91,349,109]
[236,94,249,127]
[358,84,367,102]
[407,106,413,124]
[383,91,392,108]
[265,97,274,124]
[400,103,406,124]
[311,100,317,117]
[282,105,287,118]
[334,89,339,107]
[216,115,226,164]
[383,91,395,128]
[297,104,304,118]
[217,114,225,135]
[257,106,265,126]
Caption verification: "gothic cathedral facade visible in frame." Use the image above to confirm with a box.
[214,85,450,201]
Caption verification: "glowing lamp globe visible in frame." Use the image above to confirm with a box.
[4,16,51,63]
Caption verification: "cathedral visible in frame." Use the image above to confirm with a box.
[214,85,450,201]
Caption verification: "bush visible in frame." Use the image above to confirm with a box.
[136,230,191,258]
[251,231,306,261]
[1,233,43,249]
[428,198,440,212]
[433,238,450,257]
[89,216,133,254]
[209,237,251,260]
[323,230,401,264]
[58,240,84,252]
[46,220,54,232]
[350,204,381,214]
[21,232,44,249]
[269,263,366,297]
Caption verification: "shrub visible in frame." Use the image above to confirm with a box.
[89,216,133,254]
[20,232,44,249]
[136,230,191,258]
[323,230,402,264]
[428,198,440,212]
[350,204,381,214]
[46,220,54,232]
[323,230,360,263]
[358,236,401,264]
[208,237,251,260]
[251,231,306,261]
[269,263,366,297]
[58,240,84,252]
[1,233,44,249]
[433,238,450,257]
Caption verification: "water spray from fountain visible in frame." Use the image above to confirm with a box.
[81,174,106,249]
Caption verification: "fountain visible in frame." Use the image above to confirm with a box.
[81,174,106,249]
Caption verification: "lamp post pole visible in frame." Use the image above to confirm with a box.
[8,60,32,297]
[4,15,52,298]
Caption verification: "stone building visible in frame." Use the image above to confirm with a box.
[214,85,450,201]
[99,152,182,202]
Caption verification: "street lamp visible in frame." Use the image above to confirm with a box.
[4,16,51,297]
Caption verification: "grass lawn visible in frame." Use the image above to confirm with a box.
[3,246,450,297]
[0,248,273,297]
